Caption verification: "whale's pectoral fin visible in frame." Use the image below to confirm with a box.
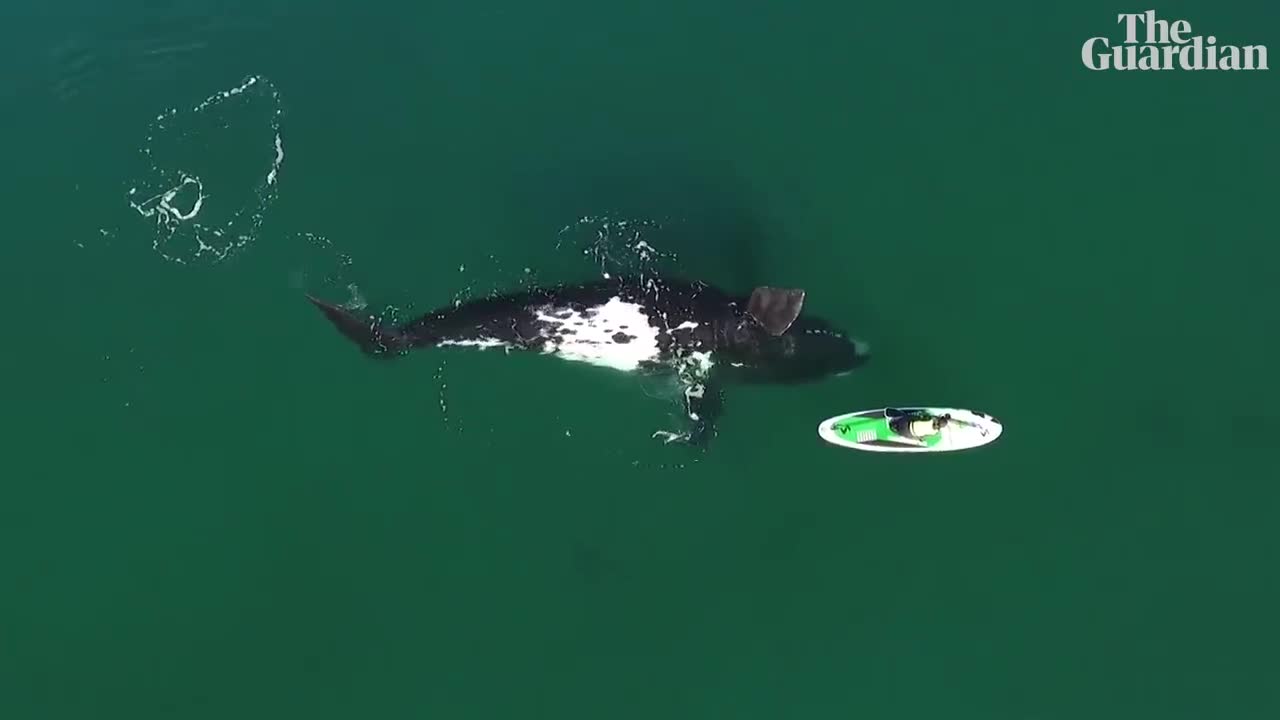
[747,287,806,336]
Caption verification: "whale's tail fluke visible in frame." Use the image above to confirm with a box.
[306,294,409,357]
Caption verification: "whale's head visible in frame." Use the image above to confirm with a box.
[719,287,870,383]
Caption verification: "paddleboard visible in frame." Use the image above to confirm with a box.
[817,407,1002,453]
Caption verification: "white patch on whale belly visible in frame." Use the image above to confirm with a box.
[534,296,660,372]
[437,337,511,351]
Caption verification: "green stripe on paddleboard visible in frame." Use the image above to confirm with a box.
[832,416,942,447]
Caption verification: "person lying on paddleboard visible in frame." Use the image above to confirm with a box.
[886,408,952,442]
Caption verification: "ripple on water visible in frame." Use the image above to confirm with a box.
[43,6,277,103]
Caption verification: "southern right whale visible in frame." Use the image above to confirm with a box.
[307,275,869,446]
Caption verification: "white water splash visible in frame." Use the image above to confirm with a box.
[286,231,364,309]
[555,213,677,280]
[120,74,285,266]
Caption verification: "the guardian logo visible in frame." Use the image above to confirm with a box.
[1083,11,1268,71]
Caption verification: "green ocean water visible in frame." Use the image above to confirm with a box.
[2,1,1278,717]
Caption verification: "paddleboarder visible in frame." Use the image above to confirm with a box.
[887,408,952,442]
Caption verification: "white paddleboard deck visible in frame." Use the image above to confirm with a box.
[817,407,1003,453]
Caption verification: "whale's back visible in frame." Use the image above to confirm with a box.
[308,276,731,373]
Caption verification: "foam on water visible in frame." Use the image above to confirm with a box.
[118,74,285,266]
[555,213,677,281]
[682,350,716,377]
[286,231,364,311]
